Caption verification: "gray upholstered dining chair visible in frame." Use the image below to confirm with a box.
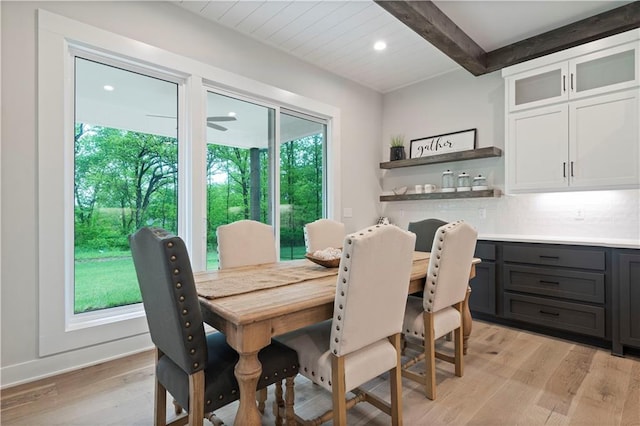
[216,220,277,269]
[402,221,477,400]
[408,218,447,252]
[276,224,416,425]
[303,219,346,253]
[130,227,299,426]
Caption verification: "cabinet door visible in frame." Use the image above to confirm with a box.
[569,89,639,189]
[569,42,638,100]
[617,252,640,349]
[508,62,568,111]
[469,262,496,315]
[507,104,569,192]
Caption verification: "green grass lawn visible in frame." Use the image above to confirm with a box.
[75,245,306,313]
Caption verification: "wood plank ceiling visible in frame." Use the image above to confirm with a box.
[175,1,639,93]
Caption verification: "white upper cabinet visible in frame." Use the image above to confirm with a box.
[569,90,639,189]
[507,40,638,112]
[508,62,568,111]
[503,29,640,194]
[570,42,638,100]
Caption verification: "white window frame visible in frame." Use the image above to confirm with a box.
[37,10,340,356]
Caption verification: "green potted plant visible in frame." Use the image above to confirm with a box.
[389,135,406,161]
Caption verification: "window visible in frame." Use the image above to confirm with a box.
[38,10,340,356]
[74,58,179,313]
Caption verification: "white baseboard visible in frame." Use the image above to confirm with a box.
[1,333,153,389]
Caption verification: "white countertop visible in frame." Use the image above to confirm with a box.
[478,234,640,249]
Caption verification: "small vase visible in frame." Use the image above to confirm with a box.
[390,146,406,161]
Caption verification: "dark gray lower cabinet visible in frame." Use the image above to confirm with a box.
[501,242,608,340]
[469,242,496,315]
[614,250,640,354]
[476,240,640,356]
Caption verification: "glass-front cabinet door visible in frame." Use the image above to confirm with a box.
[508,41,638,112]
[508,62,569,111]
[569,41,638,100]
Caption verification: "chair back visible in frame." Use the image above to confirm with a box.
[408,218,447,252]
[216,220,277,269]
[423,221,478,313]
[129,227,207,375]
[330,224,416,357]
[304,219,346,253]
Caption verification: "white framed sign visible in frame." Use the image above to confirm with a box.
[410,128,476,159]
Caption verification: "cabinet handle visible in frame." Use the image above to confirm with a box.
[563,162,566,177]
[563,75,566,92]
[539,310,560,317]
[539,255,559,260]
[570,73,574,91]
[539,280,560,285]
[570,161,574,177]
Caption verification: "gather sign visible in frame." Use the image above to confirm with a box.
[410,128,476,159]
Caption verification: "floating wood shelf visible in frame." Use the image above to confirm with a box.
[380,189,501,202]
[380,146,502,169]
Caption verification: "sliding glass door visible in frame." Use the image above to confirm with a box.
[279,110,327,260]
[205,92,328,268]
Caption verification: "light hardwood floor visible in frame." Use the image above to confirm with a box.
[2,321,639,425]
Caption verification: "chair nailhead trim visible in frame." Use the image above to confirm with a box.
[185,321,191,327]
[173,268,180,275]
[167,242,174,248]
[170,255,176,261]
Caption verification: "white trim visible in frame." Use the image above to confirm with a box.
[37,9,340,357]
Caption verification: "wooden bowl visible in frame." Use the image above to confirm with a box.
[305,253,341,268]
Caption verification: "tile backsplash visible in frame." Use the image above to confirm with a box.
[382,189,640,243]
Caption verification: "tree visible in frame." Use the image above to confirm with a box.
[74,124,178,249]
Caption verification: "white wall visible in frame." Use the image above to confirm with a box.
[0,1,382,386]
[381,69,640,243]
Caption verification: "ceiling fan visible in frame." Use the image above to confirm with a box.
[146,114,237,131]
[206,115,237,132]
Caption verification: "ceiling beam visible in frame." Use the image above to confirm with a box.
[485,2,640,73]
[374,0,487,76]
[375,1,640,76]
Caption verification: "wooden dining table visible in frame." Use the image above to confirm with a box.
[195,252,479,425]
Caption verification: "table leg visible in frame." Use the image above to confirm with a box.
[462,286,472,355]
[234,351,263,426]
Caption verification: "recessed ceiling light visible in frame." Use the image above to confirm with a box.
[374,41,387,51]
[228,112,236,117]
[103,85,115,91]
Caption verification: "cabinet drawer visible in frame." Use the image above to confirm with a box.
[475,242,496,261]
[503,244,605,270]
[504,293,605,338]
[503,265,605,303]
